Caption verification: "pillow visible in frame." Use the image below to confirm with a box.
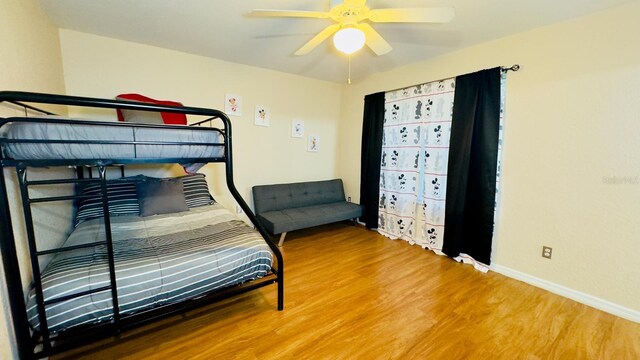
[136,179,189,217]
[115,93,187,125]
[75,179,141,226]
[180,173,215,208]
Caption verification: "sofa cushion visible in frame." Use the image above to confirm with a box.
[257,201,363,234]
[253,179,346,214]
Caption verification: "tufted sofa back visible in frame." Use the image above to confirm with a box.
[252,179,347,215]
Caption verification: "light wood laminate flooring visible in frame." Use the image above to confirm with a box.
[56,223,640,359]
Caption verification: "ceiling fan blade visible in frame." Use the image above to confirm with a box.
[295,24,341,55]
[344,0,367,6]
[250,9,330,19]
[367,7,455,23]
[357,23,392,55]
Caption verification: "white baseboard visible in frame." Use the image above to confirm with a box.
[491,264,640,324]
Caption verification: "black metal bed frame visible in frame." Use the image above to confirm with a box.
[0,91,284,359]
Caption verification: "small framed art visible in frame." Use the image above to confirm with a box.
[292,120,304,138]
[225,94,242,116]
[307,134,320,152]
[254,105,270,127]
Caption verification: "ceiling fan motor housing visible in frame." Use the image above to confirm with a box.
[330,4,369,26]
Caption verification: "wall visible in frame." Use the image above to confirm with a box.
[58,30,344,216]
[1,5,637,359]
[338,2,640,316]
[0,0,69,358]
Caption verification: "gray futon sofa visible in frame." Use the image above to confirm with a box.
[252,179,363,246]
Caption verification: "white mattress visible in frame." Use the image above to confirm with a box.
[2,120,224,160]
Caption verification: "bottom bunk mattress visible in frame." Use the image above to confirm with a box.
[26,204,273,333]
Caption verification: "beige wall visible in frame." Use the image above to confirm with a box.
[338,1,640,313]
[0,0,68,358]
[58,30,344,217]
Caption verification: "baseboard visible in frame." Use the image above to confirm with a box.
[491,264,640,324]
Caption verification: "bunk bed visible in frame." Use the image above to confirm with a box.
[0,91,284,359]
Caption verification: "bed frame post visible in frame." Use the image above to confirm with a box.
[0,164,33,359]
[16,165,53,353]
[220,114,285,311]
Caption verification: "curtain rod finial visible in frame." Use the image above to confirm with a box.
[503,64,520,72]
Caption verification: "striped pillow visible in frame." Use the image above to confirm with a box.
[181,173,215,208]
[74,174,213,226]
[75,180,140,226]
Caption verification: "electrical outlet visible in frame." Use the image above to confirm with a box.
[542,246,552,259]
[348,196,351,202]
[235,205,243,214]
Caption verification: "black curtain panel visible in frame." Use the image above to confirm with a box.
[359,92,385,228]
[443,68,501,265]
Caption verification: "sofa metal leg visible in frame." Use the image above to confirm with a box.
[278,232,287,247]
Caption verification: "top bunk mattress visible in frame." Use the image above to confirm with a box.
[1,119,224,161]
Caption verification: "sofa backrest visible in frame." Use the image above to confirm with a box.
[252,179,346,214]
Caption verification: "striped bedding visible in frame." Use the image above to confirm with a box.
[26,204,273,333]
[74,173,213,226]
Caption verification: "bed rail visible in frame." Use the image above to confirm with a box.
[0,91,284,359]
[0,91,223,117]
[4,100,56,116]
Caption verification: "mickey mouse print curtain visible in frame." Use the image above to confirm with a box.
[377,78,456,255]
[361,68,503,272]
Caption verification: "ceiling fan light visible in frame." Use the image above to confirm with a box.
[333,27,365,54]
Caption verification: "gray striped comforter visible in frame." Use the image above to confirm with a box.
[26,204,273,333]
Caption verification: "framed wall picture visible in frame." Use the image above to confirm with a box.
[307,134,320,152]
[291,119,304,138]
[254,105,270,127]
[225,94,242,116]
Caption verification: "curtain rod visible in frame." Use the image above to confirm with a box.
[379,65,521,95]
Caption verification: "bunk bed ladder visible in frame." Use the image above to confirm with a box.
[16,164,123,352]
[97,164,121,329]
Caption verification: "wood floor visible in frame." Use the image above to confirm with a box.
[56,223,639,359]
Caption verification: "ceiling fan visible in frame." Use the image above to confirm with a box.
[251,0,455,56]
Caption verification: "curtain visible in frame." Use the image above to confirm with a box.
[364,68,505,272]
[377,79,456,252]
[359,92,386,228]
[443,68,502,267]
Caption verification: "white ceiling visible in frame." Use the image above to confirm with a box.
[37,0,633,83]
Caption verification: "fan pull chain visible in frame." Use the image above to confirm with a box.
[348,55,352,85]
